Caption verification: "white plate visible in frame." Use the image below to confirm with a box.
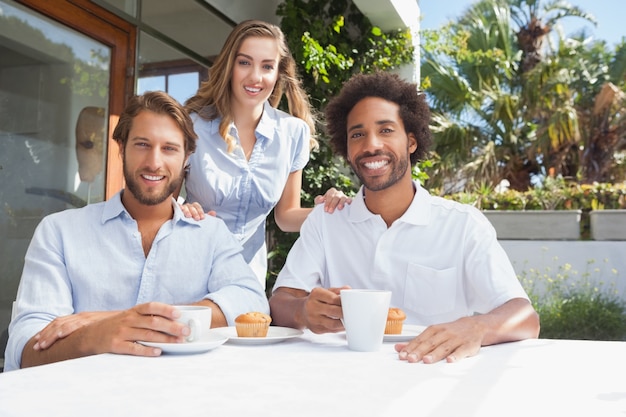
[383,325,426,343]
[138,333,228,354]
[215,326,303,345]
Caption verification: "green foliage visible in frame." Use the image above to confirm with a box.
[519,259,626,341]
[420,0,626,191]
[264,0,415,292]
[412,160,433,185]
[443,180,626,212]
[278,0,414,107]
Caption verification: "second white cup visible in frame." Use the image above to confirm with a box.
[175,305,212,342]
[340,289,391,352]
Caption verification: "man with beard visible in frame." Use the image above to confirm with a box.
[269,72,539,364]
[5,91,268,371]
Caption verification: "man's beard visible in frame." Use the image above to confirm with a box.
[350,150,410,192]
[123,165,184,206]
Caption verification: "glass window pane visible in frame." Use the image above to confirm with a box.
[168,72,199,105]
[0,0,111,362]
[137,31,205,104]
[137,75,166,94]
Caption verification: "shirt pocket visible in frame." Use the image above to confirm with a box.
[404,263,457,317]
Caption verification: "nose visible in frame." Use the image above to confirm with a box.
[144,148,163,170]
[251,65,262,83]
[362,132,384,152]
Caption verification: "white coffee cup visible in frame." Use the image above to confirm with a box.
[175,305,212,342]
[340,289,391,352]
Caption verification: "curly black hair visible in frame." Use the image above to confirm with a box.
[325,71,431,166]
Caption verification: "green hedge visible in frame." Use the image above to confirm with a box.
[440,179,626,239]
[519,259,626,341]
[441,179,626,211]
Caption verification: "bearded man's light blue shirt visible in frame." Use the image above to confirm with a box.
[5,191,268,371]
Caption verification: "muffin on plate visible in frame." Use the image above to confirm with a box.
[385,307,406,335]
[234,312,272,337]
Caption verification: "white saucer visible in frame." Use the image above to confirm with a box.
[138,333,228,354]
[214,326,303,345]
[383,325,426,343]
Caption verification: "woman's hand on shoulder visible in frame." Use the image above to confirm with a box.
[314,188,352,213]
[179,202,216,220]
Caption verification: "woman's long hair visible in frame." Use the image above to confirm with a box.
[185,20,317,152]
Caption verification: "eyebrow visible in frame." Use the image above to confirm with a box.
[347,119,396,133]
[131,136,183,149]
[164,141,183,149]
[235,52,277,64]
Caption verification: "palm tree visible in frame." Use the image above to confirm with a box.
[421,0,530,191]
[523,34,626,183]
[569,40,626,183]
[583,81,626,182]
[511,0,596,73]
[511,1,600,182]
[420,0,617,192]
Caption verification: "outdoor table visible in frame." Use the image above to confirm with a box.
[1,329,624,416]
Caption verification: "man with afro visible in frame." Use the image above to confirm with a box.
[269,72,539,364]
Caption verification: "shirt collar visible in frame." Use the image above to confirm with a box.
[348,180,431,226]
[207,101,277,143]
[256,102,278,142]
[402,182,431,226]
[102,191,199,227]
[102,191,127,223]
[348,186,373,223]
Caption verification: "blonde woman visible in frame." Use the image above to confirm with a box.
[182,20,350,286]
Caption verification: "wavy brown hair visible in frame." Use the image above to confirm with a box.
[185,20,317,152]
[113,90,197,156]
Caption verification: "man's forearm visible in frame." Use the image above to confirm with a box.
[20,330,91,369]
[269,290,307,329]
[478,298,540,346]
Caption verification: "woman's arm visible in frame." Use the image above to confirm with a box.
[273,170,311,232]
[274,170,352,232]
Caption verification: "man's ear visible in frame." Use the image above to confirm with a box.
[408,133,417,154]
[118,143,125,161]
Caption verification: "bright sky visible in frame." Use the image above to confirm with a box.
[418,0,625,47]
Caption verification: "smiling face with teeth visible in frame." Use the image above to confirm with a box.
[346,96,417,193]
[231,36,280,115]
[122,110,187,208]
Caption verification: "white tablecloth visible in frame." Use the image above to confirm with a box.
[1,331,625,417]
